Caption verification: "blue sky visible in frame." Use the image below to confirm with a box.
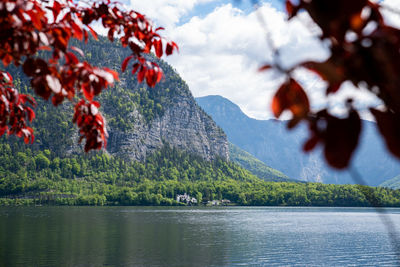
[178,0,284,25]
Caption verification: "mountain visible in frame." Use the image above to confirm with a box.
[380,175,400,189]
[2,38,400,207]
[6,37,228,162]
[196,95,400,186]
[229,143,296,182]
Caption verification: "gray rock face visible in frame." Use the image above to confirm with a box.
[107,94,229,162]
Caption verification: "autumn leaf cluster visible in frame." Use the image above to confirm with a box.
[0,0,177,152]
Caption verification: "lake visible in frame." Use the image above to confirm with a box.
[1,206,400,266]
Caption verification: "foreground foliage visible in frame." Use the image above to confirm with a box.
[263,0,400,169]
[1,143,399,207]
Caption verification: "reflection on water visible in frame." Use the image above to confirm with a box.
[0,207,399,266]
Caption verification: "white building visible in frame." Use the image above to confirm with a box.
[176,193,197,205]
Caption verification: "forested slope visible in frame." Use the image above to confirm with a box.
[1,143,400,207]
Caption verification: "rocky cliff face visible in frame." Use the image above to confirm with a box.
[100,52,229,162]
[107,93,229,161]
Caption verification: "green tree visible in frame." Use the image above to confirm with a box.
[35,154,50,170]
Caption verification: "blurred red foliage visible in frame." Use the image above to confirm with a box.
[263,0,400,168]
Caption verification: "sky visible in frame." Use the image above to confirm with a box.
[115,0,400,120]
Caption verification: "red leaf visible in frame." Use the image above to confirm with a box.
[87,25,98,40]
[129,42,142,55]
[285,1,301,19]
[5,72,13,83]
[108,28,114,42]
[0,126,8,137]
[121,55,133,72]
[131,63,140,75]
[156,68,163,83]
[371,109,400,158]
[259,64,272,72]
[146,69,156,87]
[71,46,84,57]
[271,84,286,118]
[53,1,62,22]
[92,101,101,108]
[71,21,84,40]
[27,10,42,30]
[19,95,37,106]
[286,1,294,17]
[26,107,35,122]
[65,52,79,65]
[303,135,319,152]
[303,61,345,94]
[23,58,37,76]
[2,54,12,66]
[103,68,119,81]
[84,30,89,43]
[166,44,172,55]
[38,46,52,51]
[137,67,146,83]
[22,127,34,144]
[166,41,178,56]
[271,78,309,119]
[324,110,362,169]
[73,100,107,152]
[52,94,64,106]
[143,41,152,53]
[31,77,52,100]
[82,84,93,101]
[154,39,163,58]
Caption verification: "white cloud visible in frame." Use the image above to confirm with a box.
[380,0,400,28]
[129,0,214,29]
[165,3,329,119]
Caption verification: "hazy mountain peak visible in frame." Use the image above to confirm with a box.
[196,95,400,186]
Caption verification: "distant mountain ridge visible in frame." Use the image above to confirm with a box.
[196,95,400,186]
[229,143,297,182]
[380,175,400,189]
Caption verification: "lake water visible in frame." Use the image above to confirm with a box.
[1,206,400,266]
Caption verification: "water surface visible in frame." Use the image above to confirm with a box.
[1,206,399,266]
